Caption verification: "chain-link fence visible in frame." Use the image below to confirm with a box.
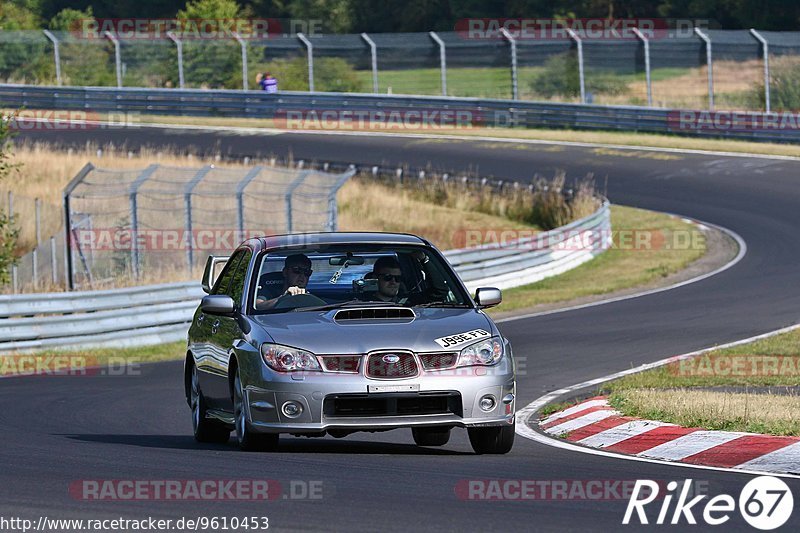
[3,163,354,293]
[3,29,800,111]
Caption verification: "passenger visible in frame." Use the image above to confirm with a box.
[256,253,313,310]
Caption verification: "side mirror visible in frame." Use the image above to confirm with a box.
[475,287,502,308]
[201,295,236,316]
[201,255,229,293]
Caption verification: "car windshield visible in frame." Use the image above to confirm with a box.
[251,244,471,313]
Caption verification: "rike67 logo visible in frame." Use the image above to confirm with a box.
[624,477,793,530]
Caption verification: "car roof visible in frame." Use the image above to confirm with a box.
[253,232,430,251]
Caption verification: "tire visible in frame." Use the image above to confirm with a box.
[190,364,231,444]
[233,369,279,452]
[412,426,451,447]
[467,421,515,454]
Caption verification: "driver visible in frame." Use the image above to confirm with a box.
[255,253,313,310]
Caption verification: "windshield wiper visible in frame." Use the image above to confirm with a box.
[292,300,402,312]
[414,302,472,308]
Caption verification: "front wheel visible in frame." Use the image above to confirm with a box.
[233,369,278,452]
[467,421,515,454]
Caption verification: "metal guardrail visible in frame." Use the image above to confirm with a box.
[2,84,798,144]
[0,202,611,353]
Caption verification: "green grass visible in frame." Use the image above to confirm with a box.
[488,205,707,314]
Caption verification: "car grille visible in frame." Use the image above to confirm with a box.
[324,392,463,418]
[365,351,418,379]
[418,352,458,370]
[318,355,361,373]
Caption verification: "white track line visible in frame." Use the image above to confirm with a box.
[516,322,800,480]
[497,218,746,323]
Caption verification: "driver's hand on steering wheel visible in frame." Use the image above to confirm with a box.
[284,286,306,296]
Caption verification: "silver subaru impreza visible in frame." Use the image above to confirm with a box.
[185,233,516,453]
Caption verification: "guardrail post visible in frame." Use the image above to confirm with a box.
[297,33,314,92]
[233,32,248,91]
[285,170,311,232]
[167,31,185,89]
[184,165,212,271]
[104,31,123,88]
[428,32,447,96]
[750,29,771,113]
[566,28,586,104]
[694,27,714,110]
[361,33,379,93]
[129,165,159,279]
[500,28,518,100]
[42,30,62,86]
[236,166,262,237]
[632,27,652,107]
[12,264,17,294]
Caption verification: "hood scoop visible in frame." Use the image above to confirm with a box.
[334,307,416,322]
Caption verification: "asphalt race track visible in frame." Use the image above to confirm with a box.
[5,126,800,531]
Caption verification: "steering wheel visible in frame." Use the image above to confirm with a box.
[273,292,327,310]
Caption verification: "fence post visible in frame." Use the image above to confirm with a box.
[500,28,518,100]
[327,168,356,231]
[566,28,586,104]
[285,170,311,233]
[7,191,12,217]
[167,31,185,89]
[297,33,314,92]
[428,32,447,96]
[43,30,62,86]
[694,27,714,110]
[632,27,652,107]
[12,264,17,294]
[361,33,379,93]
[236,166,262,238]
[32,198,41,287]
[750,29,771,113]
[184,165,212,272]
[129,165,159,279]
[104,31,123,88]
[51,236,58,285]
[233,32,248,91]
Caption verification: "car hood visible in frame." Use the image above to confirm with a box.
[252,308,495,354]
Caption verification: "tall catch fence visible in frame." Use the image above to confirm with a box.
[4,163,354,293]
[1,29,799,112]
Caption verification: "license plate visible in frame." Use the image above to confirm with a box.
[368,384,420,393]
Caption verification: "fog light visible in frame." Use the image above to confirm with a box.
[479,395,496,412]
[282,401,303,418]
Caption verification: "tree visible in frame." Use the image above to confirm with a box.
[0,113,20,285]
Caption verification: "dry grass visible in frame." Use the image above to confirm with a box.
[610,388,800,436]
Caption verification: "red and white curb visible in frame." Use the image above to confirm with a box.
[540,396,800,475]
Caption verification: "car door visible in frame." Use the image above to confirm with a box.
[205,248,252,408]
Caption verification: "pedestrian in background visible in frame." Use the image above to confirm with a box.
[260,72,278,93]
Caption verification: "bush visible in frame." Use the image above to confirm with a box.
[260,56,366,93]
[749,57,800,111]
[529,51,629,99]
[0,114,19,284]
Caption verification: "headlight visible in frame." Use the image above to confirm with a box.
[457,336,504,367]
[261,343,321,372]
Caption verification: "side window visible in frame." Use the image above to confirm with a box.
[225,250,252,305]
[211,250,243,295]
